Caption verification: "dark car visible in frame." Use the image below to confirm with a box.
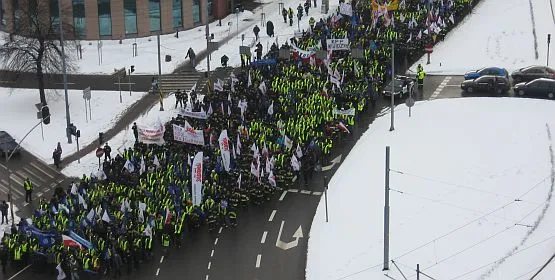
[460,75,511,94]
[511,66,555,84]
[464,67,509,80]
[0,131,20,158]
[382,75,415,99]
[513,78,555,99]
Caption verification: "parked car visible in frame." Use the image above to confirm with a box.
[464,67,509,80]
[513,78,555,99]
[460,75,511,94]
[0,131,20,158]
[382,75,415,99]
[511,66,555,84]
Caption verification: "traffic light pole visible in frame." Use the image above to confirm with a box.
[3,118,48,225]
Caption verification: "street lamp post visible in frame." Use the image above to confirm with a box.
[3,118,48,226]
[236,8,239,38]
[548,34,551,66]
[58,0,72,144]
[389,43,395,131]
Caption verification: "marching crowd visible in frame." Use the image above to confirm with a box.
[0,0,478,278]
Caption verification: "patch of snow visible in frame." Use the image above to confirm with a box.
[0,203,21,240]
[306,98,555,280]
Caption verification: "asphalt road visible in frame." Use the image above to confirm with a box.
[5,74,467,280]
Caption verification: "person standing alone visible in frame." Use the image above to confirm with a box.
[0,201,8,224]
[23,178,32,203]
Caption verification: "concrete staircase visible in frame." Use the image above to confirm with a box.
[159,71,203,94]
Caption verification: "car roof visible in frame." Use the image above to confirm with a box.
[521,65,545,71]
[0,131,15,144]
[479,67,506,71]
[477,75,508,80]
[528,78,555,83]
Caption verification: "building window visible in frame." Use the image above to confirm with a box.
[49,0,59,31]
[97,0,112,36]
[124,0,137,34]
[172,0,182,28]
[207,0,212,17]
[72,0,86,37]
[149,0,160,32]
[192,0,200,24]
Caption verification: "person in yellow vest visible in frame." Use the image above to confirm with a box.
[24,178,33,203]
[418,70,425,89]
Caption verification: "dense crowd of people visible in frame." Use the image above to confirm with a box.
[0,0,479,278]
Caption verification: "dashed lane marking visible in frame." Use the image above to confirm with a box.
[214,238,219,246]
[255,254,262,268]
[268,210,277,222]
[312,191,322,196]
[156,268,160,276]
[208,261,211,270]
[261,231,268,244]
[430,76,452,100]
[300,190,312,195]
[205,275,209,280]
[288,189,299,193]
[279,190,287,201]
[210,250,214,257]
[37,192,43,197]
[160,256,164,263]
[218,227,223,234]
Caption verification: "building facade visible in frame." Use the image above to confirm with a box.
[0,0,234,39]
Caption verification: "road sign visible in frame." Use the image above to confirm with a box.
[96,148,104,158]
[35,103,43,111]
[209,41,219,51]
[112,67,126,79]
[239,46,251,55]
[83,86,91,100]
[405,97,415,108]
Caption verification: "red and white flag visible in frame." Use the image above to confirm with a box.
[165,207,172,225]
[337,121,351,134]
[62,234,83,249]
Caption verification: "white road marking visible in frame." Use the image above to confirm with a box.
[7,264,31,280]
[156,268,160,276]
[312,191,323,196]
[205,275,210,280]
[160,256,164,263]
[300,190,312,194]
[210,250,214,257]
[21,167,46,182]
[218,227,223,234]
[37,192,43,197]
[29,162,55,179]
[23,203,29,207]
[430,76,452,100]
[255,254,262,268]
[268,210,277,222]
[288,189,299,193]
[279,190,287,201]
[214,238,218,246]
[261,231,268,244]
[208,261,211,270]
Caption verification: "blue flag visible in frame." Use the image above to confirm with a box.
[19,220,56,248]
[68,230,94,250]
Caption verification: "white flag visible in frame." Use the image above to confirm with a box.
[265,156,271,173]
[78,194,87,210]
[267,101,274,115]
[237,134,242,152]
[153,155,160,169]
[70,183,78,195]
[237,172,242,189]
[232,143,237,159]
[102,209,111,223]
[214,79,224,91]
[124,160,135,172]
[250,162,258,177]
[268,170,276,187]
[291,154,301,171]
[218,130,231,172]
[248,71,252,87]
[139,157,146,175]
[191,152,204,206]
[259,81,267,94]
[296,143,303,158]
[207,103,213,116]
[449,14,455,24]
[56,263,67,280]
[284,135,293,149]
[86,209,95,223]
[143,224,153,238]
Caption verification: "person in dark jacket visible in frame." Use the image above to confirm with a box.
[0,201,8,225]
[266,21,274,37]
[253,25,260,41]
[132,122,139,143]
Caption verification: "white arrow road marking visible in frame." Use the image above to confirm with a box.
[256,254,262,268]
[268,210,276,222]
[275,220,304,250]
[321,154,342,171]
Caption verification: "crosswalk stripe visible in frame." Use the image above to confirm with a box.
[300,190,312,195]
[6,176,25,197]
[0,179,21,199]
[29,162,56,179]
[21,167,48,183]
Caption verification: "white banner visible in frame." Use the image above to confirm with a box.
[326,38,350,50]
[218,129,231,172]
[332,108,356,116]
[172,122,205,146]
[339,3,353,16]
[291,43,316,59]
[178,109,208,119]
[192,152,203,206]
[138,121,165,145]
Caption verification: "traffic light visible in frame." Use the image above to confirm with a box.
[76,130,81,138]
[130,65,135,73]
[41,106,50,125]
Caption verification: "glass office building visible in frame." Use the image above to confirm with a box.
[1,0,231,39]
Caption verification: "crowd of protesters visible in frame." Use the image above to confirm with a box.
[0,0,479,278]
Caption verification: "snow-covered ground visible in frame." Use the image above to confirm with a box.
[306,98,555,280]
[0,203,21,240]
[410,0,555,75]
[0,88,146,162]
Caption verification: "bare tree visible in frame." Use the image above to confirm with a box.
[0,0,77,105]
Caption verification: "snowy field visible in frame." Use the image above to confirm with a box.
[306,98,555,280]
[409,0,555,75]
[0,88,146,162]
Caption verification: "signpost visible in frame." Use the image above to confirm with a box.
[96,147,104,170]
[112,68,126,103]
[34,103,45,141]
[405,96,415,117]
[424,44,433,65]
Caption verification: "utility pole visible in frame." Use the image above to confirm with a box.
[383,146,391,271]
[58,0,72,144]
[389,43,395,131]
[206,0,211,77]
[417,264,420,280]
[548,34,551,66]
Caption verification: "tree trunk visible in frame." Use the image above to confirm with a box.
[37,41,46,105]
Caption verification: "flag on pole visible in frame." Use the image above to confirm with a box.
[248,71,252,87]
[259,81,267,94]
[86,209,95,223]
[124,160,135,173]
[101,209,111,223]
[265,156,271,173]
[237,134,242,151]
[139,157,146,175]
[338,121,351,134]
[70,183,78,195]
[214,79,224,91]
[449,14,455,24]
[56,263,67,280]
[153,155,161,169]
[237,172,242,189]
[291,155,301,171]
[268,101,274,115]
[143,224,153,238]
[284,135,293,149]
[268,170,276,187]
[164,207,172,224]
[296,143,303,158]
[207,103,214,116]
[191,151,204,206]
[78,194,87,210]
[218,130,231,172]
